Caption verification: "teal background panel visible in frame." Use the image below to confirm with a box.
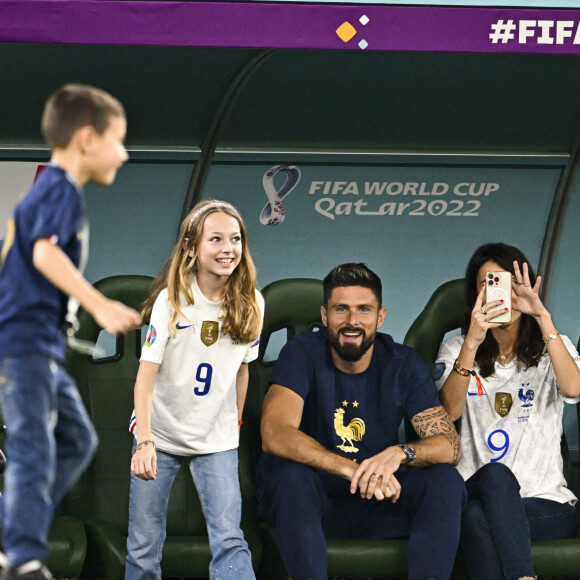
[83,162,191,283]
[201,162,560,342]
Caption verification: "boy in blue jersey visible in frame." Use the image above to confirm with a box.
[0,84,142,580]
[258,263,466,580]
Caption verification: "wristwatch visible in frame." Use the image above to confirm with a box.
[400,443,416,464]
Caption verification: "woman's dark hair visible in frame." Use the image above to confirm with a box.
[463,243,544,378]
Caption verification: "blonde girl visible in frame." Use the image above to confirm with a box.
[125,200,263,580]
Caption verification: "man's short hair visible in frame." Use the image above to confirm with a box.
[323,263,382,307]
[41,84,125,149]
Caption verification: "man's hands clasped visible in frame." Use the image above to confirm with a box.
[349,446,405,502]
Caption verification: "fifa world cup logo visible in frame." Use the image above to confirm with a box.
[260,164,301,226]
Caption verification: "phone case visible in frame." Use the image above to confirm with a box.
[485,271,512,323]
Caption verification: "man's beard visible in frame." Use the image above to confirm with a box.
[327,326,375,362]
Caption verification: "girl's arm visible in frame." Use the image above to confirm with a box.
[131,360,160,480]
[236,363,249,429]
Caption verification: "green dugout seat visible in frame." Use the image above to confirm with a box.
[404,278,580,580]
[63,275,260,578]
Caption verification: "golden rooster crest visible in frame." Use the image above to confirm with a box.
[334,408,365,453]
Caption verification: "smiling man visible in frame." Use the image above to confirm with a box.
[257,263,466,580]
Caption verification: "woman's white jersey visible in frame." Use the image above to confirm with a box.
[435,334,580,504]
[135,277,264,456]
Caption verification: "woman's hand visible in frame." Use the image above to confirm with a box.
[512,261,549,319]
[465,283,505,348]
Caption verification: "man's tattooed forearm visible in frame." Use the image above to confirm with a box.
[411,406,447,437]
[412,406,461,464]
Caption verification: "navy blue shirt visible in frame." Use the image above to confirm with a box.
[269,327,440,463]
[0,165,86,362]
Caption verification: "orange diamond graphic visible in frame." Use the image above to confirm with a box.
[336,21,357,43]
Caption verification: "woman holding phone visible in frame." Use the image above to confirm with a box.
[435,242,580,580]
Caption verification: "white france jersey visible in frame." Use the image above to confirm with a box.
[435,334,580,505]
[136,277,263,456]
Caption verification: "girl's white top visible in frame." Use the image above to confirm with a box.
[136,277,264,455]
[435,334,580,504]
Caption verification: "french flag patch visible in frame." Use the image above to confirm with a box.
[129,413,137,435]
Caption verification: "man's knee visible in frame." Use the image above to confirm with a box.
[272,460,322,500]
[417,464,466,496]
[403,464,467,516]
[258,457,327,525]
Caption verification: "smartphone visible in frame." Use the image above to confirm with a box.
[485,271,512,323]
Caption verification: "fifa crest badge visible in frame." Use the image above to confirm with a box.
[495,392,512,418]
[201,321,219,346]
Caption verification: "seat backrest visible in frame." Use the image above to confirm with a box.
[402,279,464,442]
[241,279,323,496]
[403,279,464,373]
[63,275,207,536]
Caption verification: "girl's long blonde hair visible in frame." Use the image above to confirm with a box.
[142,200,262,343]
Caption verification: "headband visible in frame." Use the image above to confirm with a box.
[187,201,236,233]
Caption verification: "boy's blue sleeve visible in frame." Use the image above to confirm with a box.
[27,182,82,248]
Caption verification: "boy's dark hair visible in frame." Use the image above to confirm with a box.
[323,263,382,307]
[41,84,125,149]
[463,242,544,377]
